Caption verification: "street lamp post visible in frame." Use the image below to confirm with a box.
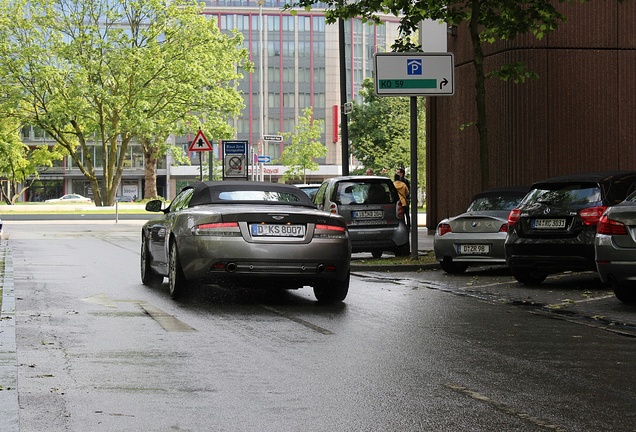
[258,0,265,181]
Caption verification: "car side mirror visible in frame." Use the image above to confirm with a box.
[145,199,163,213]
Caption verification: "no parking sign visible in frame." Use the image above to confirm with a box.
[222,140,248,180]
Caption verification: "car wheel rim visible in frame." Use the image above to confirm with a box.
[169,245,176,295]
[141,241,148,274]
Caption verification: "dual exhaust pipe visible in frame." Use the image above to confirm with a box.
[224,262,326,273]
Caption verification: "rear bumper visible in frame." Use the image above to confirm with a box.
[595,234,636,285]
[505,242,596,273]
[434,232,506,263]
[348,223,409,252]
[204,262,350,290]
[507,255,595,273]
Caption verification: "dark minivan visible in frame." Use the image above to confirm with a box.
[313,176,410,257]
[505,171,636,285]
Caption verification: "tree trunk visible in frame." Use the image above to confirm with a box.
[143,138,159,199]
[470,0,489,191]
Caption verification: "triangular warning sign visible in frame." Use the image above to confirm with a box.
[188,130,213,152]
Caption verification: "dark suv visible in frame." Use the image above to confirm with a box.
[313,176,409,257]
[505,171,636,285]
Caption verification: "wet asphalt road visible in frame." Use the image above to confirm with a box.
[1,221,635,431]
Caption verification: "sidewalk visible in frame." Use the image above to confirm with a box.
[0,242,18,432]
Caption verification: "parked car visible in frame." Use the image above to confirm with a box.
[434,186,529,273]
[115,195,135,202]
[45,193,92,203]
[595,190,636,303]
[294,184,322,200]
[141,181,351,303]
[313,176,409,258]
[505,171,636,285]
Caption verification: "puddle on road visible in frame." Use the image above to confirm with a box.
[82,294,196,332]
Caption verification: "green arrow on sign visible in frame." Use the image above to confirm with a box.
[378,79,437,89]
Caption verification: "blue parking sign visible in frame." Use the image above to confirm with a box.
[407,59,423,75]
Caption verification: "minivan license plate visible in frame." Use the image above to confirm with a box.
[251,224,305,237]
[353,210,383,219]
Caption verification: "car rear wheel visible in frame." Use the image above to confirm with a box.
[613,284,636,304]
[169,240,187,300]
[511,268,547,285]
[440,257,468,274]
[313,272,350,304]
[141,234,164,287]
[371,250,383,259]
[394,242,410,256]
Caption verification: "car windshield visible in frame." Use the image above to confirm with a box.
[218,190,303,203]
[467,195,524,211]
[522,183,601,206]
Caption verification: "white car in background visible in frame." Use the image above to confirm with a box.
[294,184,322,200]
[45,193,93,203]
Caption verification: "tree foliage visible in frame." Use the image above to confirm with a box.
[0,0,250,205]
[0,117,64,204]
[280,107,326,183]
[286,0,573,189]
[349,78,407,171]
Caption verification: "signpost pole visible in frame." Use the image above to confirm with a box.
[373,52,455,259]
[209,145,213,181]
[410,96,418,259]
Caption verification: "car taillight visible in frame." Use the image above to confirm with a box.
[437,223,452,236]
[315,223,347,239]
[597,214,628,235]
[579,206,607,226]
[499,223,509,233]
[192,221,241,236]
[396,201,404,219]
[329,203,338,215]
[508,208,521,228]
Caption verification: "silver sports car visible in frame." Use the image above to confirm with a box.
[595,190,636,303]
[141,181,351,303]
[434,187,528,274]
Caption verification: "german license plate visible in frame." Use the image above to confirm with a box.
[457,244,490,255]
[353,210,383,219]
[532,219,566,229]
[251,224,305,237]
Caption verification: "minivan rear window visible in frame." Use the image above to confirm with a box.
[335,181,394,205]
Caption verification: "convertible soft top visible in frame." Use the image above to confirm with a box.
[185,181,316,207]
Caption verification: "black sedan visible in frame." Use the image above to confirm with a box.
[506,171,636,285]
[140,181,351,303]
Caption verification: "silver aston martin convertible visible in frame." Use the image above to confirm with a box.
[140,181,351,303]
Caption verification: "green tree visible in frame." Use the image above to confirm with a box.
[286,0,572,190]
[0,118,64,204]
[128,4,248,199]
[349,77,425,177]
[280,107,326,183]
[0,0,249,206]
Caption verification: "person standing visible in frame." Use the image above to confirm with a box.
[365,168,374,175]
[393,173,410,229]
[396,168,411,228]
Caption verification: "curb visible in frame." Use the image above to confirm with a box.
[351,262,439,272]
[0,242,19,432]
